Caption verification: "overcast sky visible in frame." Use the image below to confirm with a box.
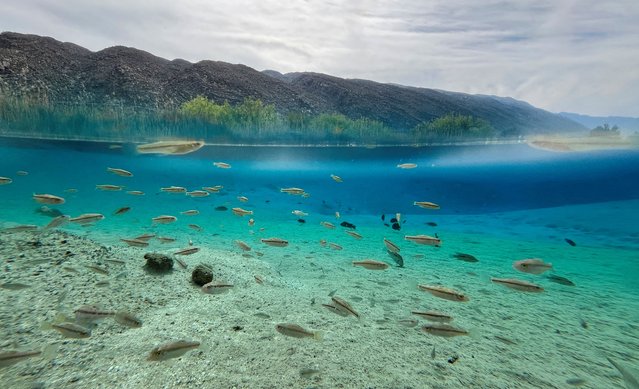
[2,0,638,116]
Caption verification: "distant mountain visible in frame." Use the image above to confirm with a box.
[559,112,639,132]
[0,31,585,136]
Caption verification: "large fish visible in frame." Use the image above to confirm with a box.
[137,140,204,155]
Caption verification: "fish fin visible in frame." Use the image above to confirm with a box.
[607,356,639,389]
[467,328,480,340]
[313,331,323,341]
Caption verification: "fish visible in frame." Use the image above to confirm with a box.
[331,296,360,318]
[201,282,234,294]
[126,190,145,196]
[275,323,321,340]
[513,258,552,275]
[426,222,438,227]
[106,167,133,177]
[491,278,544,292]
[50,322,92,338]
[254,275,264,284]
[114,311,143,328]
[383,238,400,253]
[261,237,289,247]
[237,196,249,202]
[160,186,187,193]
[321,303,350,317]
[3,224,39,233]
[452,252,479,263]
[320,221,335,229]
[134,233,156,241]
[114,206,131,215]
[328,242,343,250]
[214,205,228,211]
[330,174,343,182]
[187,190,210,197]
[36,205,63,217]
[387,250,404,267]
[33,193,65,205]
[417,285,469,302]
[565,378,587,386]
[335,211,340,219]
[352,259,389,270]
[606,356,639,389]
[398,318,419,327]
[147,340,201,361]
[203,185,223,193]
[340,221,356,229]
[74,305,116,321]
[235,240,252,251]
[175,257,188,269]
[0,177,12,185]
[299,368,322,378]
[69,213,105,225]
[248,218,255,226]
[565,238,577,247]
[545,274,575,286]
[16,171,29,176]
[232,207,253,216]
[152,215,177,224]
[411,310,453,323]
[292,210,308,217]
[188,224,203,232]
[64,188,78,193]
[397,163,417,169]
[345,230,362,239]
[404,234,442,246]
[413,201,440,210]
[0,282,31,290]
[84,264,109,275]
[280,187,305,195]
[157,236,176,243]
[120,238,150,248]
[137,140,204,155]
[175,247,200,256]
[421,324,468,337]
[180,210,199,216]
[0,349,42,367]
[96,184,124,191]
[213,161,231,169]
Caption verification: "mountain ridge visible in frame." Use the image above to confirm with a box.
[0,31,585,135]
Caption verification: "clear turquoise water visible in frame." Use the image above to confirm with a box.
[1,137,639,388]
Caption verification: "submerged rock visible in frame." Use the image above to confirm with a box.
[144,253,173,272]
[192,263,214,286]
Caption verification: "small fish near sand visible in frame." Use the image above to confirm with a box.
[387,250,404,267]
[114,206,131,215]
[33,193,65,205]
[137,140,204,155]
[213,161,231,169]
[180,209,200,216]
[418,285,469,302]
[0,177,12,185]
[147,340,201,361]
[292,210,308,217]
[3,224,39,233]
[491,278,544,293]
[330,296,360,318]
[69,213,105,225]
[564,238,577,247]
[96,184,124,191]
[235,240,252,251]
[352,259,389,270]
[201,282,234,294]
[187,190,210,198]
[413,201,440,210]
[280,187,305,195]
[397,163,418,169]
[114,311,143,328]
[330,174,343,183]
[106,167,133,177]
[412,310,453,323]
[275,323,322,340]
[421,324,469,337]
[232,207,253,216]
[152,215,177,224]
[49,322,92,338]
[120,238,150,248]
[345,230,363,239]
[452,252,479,263]
[126,190,145,196]
[383,238,401,253]
[405,234,442,247]
[174,247,200,256]
[0,349,45,368]
[606,356,639,389]
[261,237,289,247]
[545,274,575,286]
[320,221,336,229]
[160,186,187,194]
[513,258,552,275]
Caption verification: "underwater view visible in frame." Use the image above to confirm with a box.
[1,136,639,388]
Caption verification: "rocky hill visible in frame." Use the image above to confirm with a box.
[0,32,584,135]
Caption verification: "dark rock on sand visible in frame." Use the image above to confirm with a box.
[144,253,173,272]
[192,263,214,286]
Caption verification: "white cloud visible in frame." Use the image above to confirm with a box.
[1,0,638,116]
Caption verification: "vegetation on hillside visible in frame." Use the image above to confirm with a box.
[0,95,499,144]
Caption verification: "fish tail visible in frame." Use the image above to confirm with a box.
[313,331,323,341]
[42,344,58,361]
